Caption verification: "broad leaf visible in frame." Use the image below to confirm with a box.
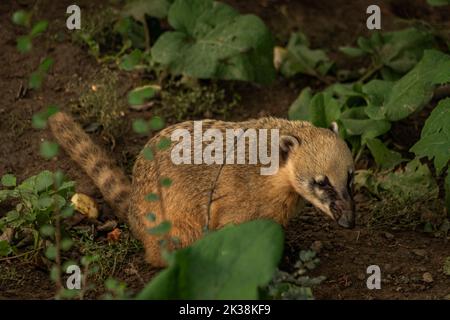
[410,98,450,174]
[340,107,391,141]
[384,50,450,121]
[288,87,313,121]
[280,32,333,78]
[151,0,275,84]
[137,220,283,299]
[366,138,406,169]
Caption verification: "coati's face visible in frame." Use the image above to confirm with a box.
[281,126,355,228]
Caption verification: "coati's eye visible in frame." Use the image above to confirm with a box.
[314,177,330,188]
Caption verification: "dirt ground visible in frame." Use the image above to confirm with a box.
[1,0,449,299]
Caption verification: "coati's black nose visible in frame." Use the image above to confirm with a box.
[338,211,355,229]
[334,199,355,229]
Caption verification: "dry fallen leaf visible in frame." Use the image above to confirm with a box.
[273,46,288,70]
[71,193,99,219]
[107,228,121,242]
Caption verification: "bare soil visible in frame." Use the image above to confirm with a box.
[0,0,449,299]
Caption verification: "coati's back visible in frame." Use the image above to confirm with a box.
[48,112,131,221]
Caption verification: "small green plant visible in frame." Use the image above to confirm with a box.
[278,32,334,82]
[263,250,326,300]
[340,27,436,81]
[0,171,75,257]
[12,10,52,90]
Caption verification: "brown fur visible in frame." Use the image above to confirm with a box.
[49,113,354,267]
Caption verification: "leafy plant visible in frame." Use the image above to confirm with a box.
[263,250,325,300]
[0,171,75,257]
[289,50,450,168]
[340,27,436,81]
[151,0,276,84]
[411,98,450,210]
[278,32,333,80]
[137,220,283,299]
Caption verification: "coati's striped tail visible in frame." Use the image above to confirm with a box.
[48,112,131,222]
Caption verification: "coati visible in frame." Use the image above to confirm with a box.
[49,112,355,267]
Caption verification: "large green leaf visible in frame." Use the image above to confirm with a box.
[384,50,450,121]
[151,0,275,84]
[137,219,283,299]
[410,98,450,174]
[340,107,391,141]
[288,87,313,121]
[366,138,406,169]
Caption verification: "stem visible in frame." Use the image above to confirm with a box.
[358,63,383,84]
[354,145,365,164]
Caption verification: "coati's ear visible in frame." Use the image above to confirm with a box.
[329,122,339,135]
[280,135,300,162]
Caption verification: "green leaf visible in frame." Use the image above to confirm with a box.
[132,119,149,134]
[149,116,165,130]
[128,85,157,105]
[61,238,73,251]
[288,87,313,121]
[160,177,172,187]
[1,174,17,187]
[280,32,333,78]
[40,141,59,159]
[120,49,142,71]
[366,138,406,169]
[30,20,48,37]
[32,105,59,129]
[38,196,54,210]
[35,170,54,192]
[137,219,283,299]
[146,213,156,222]
[427,0,450,6]
[145,193,159,202]
[17,35,32,53]
[29,58,54,89]
[309,92,341,128]
[45,245,57,260]
[340,107,391,141]
[142,147,154,160]
[157,137,171,150]
[0,240,12,256]
[151,0,275,84]
[358,159,438,202]
[124,0,173,20]
[148,221,172,235]
[40,224,55,237]
[339,46,366,57]
[12,10,31,27]
[29,72,43,89]
[384,50,450,121]
[410,98,450,174]
[61,206,75,218]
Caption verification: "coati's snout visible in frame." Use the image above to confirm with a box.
[332,198,355,229]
